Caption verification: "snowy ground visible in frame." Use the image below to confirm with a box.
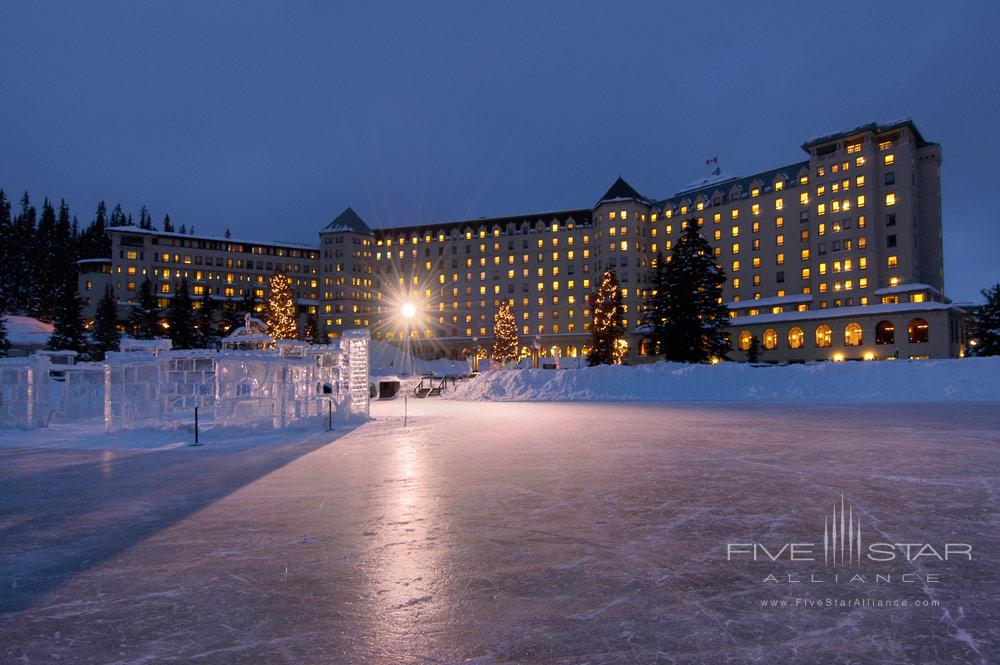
[2,399,999,663]
[448,357,1000,403]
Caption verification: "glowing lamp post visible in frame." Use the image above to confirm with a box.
[401,302,416,376]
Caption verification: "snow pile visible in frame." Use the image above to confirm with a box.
[446,357,1000,403]
[4,315,53,346]
[369,339,468,377]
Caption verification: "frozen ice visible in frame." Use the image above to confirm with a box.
[1,399,998,663]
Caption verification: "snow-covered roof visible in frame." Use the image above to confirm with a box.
[728,294,814,310]
[107,226,319,252]
[873,283,941,297]
[675,172,739,195]
[728,301,957,327]
[4,315,54,347]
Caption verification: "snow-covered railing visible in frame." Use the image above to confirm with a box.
[1,329,371,432]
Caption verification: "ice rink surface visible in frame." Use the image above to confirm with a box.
[2,400,998,664]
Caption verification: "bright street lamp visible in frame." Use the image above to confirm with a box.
[401,302,416,319]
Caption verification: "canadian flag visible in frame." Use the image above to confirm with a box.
[705,156,719,165]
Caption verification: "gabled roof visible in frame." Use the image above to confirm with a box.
[597,176,650,205]
[323,207,373,235]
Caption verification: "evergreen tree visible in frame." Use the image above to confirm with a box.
[971,283,1000,356]
[746,334,762,363]
[0,190,14,312]
[78,201,110,259]
[225,228,231,239]
[178,223,187,234]
[588,270,626,366]
[48,273,88,354]
[138,205,152,230]
[491,300,519,365]
[0,314,8,356]
[641,252,670,357]
[109,203,126,227]
[29,199,58,320]
[658,222,730,363]
[302,312,318,342]
[129,278,162,339]
[10,192,37,313]
[194,294,219,347]
[266,269,298,339]
[92,285,120,359]
[162,214,174,233]
[167,278,197,348]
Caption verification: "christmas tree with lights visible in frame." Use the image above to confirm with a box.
[492,300,519,366]
[266,269,298,340]
[588,270,625,366]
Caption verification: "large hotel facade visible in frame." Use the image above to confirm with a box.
[81,119,968,362]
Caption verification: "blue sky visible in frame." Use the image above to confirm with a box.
[2,1,998,300]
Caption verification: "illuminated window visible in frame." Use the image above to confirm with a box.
[800,192,809,205]
[875,320,895,345]
[775,198,784,210]
[815,324,832,348]
[847,143,861,154]
[739,330,753,351]
[731,209,739,220]
[884,153,895,165]
[908,318,929,343]
[885,193,896,206]
[887,255,898,268]
[817,203,826,216]
[844,323,863,346]
[788,327,804,349]
[763,328,778,350]
[801,267,811,280]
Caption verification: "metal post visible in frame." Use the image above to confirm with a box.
[192,406,201,446]
[328,400,333,431]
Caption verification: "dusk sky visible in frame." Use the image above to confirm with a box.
[2,1,998,301]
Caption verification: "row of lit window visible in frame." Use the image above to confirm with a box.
[741,317,929,351]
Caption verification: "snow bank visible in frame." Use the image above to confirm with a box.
[446,357,1000,403]
[4,315,53,346]
[369,339,467,377]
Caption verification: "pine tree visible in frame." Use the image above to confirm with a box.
[48,273,88,354]
[971,283,1000,356]
[746,335,762,363]
[266,269,298,339]
[138,205,152,230]
[167,278,197,348]
[225,229,231,239]
[129,278,161,339]
[92,285,120,359]
[162,214,174,233]
[641,252,670,357]
[588,270,626,366]
[659,222,730,363]
[491,301,519,365]
[29,199,58,321]
[0,190,14,313]
[12,193,37,313]
[178,223,187,234]
[194,294,219,347]
[0,314,8,356]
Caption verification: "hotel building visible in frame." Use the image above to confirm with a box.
[81,119,968,362]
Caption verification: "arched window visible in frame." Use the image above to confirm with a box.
[908,318,929,343]
[566,345,578,358]
[875,320,895,345]
[844,323,863,346]
[739,330,753,351]
[815,325,832,348]
[763,328,778,350]
[788,327,805,349]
